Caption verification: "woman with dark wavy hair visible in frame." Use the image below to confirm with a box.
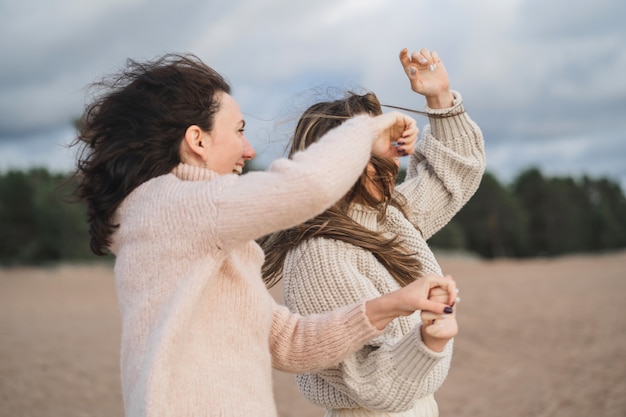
[71,53,458,417]
[260,47,486,417]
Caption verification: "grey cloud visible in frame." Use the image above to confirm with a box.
[0,0,237,141]
[0,0,625,189]
[516,0,626,39]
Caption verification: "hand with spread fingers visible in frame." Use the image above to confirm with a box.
[399,47,454,109]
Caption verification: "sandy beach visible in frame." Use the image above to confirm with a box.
[1,250,625,417]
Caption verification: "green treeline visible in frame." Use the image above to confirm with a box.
[0,169,94,265]
[426,168,626,258]
[1,167,625,266]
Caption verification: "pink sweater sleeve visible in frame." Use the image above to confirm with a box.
[269,301,382,373]
[214,115,378,250]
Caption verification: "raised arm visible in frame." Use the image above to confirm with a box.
[396,48,486,239]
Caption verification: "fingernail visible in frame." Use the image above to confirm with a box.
[396,140,405,145]
[391,141,399,147]
[429,64,437,72]
[444,306,453,314]
[419,57,427,64]
[456,297,461,304]
[410,67,416,75]
[455,288,460,293]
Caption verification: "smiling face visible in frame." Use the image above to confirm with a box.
[201,92,256,175]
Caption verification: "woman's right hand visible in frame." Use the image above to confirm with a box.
[370,111,418,159]
[365,273,456,331]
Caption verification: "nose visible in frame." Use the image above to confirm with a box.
[243,136,256,160]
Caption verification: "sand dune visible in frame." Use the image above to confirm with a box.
[1,250,625,417]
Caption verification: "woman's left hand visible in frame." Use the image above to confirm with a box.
[399,48,454,109]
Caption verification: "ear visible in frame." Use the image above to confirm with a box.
[180,125,208,164]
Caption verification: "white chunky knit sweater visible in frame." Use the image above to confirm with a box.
[282,92,486,414]
[109,115,388,417]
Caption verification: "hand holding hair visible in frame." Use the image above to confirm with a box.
[369,110,418,159]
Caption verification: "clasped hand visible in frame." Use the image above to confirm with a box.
[370,111,418,159]
[422,278,459,341]
[396,274,459,352]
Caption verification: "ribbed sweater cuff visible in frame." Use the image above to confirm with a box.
[388,327,447,382]
[340,302,385,352]
[271,302,383,373]
[289,302,382,354]
[425,91,474,140]
[303,302,383,370]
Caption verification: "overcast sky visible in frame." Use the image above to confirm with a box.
[1,0,625,189]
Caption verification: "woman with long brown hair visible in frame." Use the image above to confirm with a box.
[261,47,486,417]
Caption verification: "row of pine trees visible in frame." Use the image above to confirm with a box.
[1,167,625,265]
[426,169,626,258]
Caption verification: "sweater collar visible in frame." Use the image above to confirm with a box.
[172,163,220,182]
[347,203,380,230]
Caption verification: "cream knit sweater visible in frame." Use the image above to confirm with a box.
[282,92,486,414]
[109,115,389,417]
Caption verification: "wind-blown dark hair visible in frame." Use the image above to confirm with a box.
[72,54,231,255]
[259,91,422,289]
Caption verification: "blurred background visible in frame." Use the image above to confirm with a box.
[1,0,625,263]
[1,0,625,183]
[1,1,625,416]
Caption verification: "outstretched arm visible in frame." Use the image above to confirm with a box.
[399,47,454,109]
[211,112,418,250]
[269,273,456,373]
[396,47,486,239]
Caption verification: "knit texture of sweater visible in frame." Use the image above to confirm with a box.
[282,91,486,414]
[109,115,388,417]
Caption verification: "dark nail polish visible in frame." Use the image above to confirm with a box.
[443,306,453,314]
